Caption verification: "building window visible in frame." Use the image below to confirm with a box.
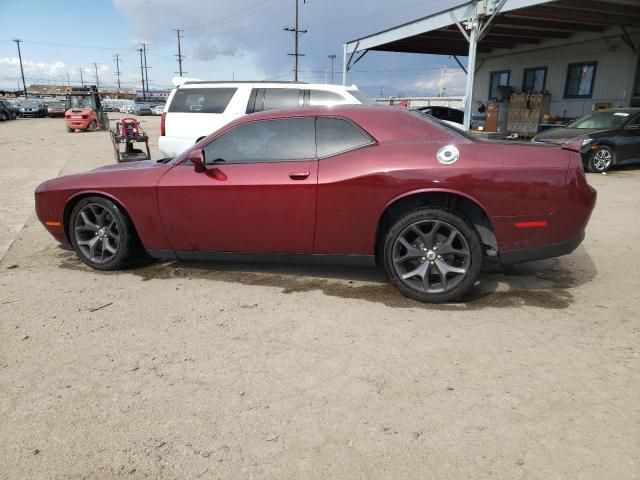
[522,66,547,93]
[564,62,597,99]
[489,70,510,100]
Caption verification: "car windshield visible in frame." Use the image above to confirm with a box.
[69,96,93,109]
[23,100,40,106]
[568,111,629,129]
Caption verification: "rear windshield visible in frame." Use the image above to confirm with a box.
[169,87,237,113]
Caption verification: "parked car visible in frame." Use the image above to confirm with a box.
[533,108,640,172]
[0,99,18,120]
[120,105,134,114]
[19,99,47,117]
[47,102,67,117]
[158,80,376,157]
[151,104,164,116]
[415,106,464,124]
[133,103,152,116]
[35,105,596,303]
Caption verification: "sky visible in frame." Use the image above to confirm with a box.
[0,0,468,97]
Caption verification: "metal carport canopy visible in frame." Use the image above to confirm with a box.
[343,0,640,129]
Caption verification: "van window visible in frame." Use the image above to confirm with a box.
[203,117,315,163]
[316,117,373,157]
[259,89,303,112]
[309,90,346,106]
[168,88,237,113]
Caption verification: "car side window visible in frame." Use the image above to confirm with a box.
[316,117,374,158]
[309,90,346,106]
[256,88,303,112]
[203,117,316,164]
[168,88,237,113]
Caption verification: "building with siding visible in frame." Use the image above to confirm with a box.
[343,0,640,130]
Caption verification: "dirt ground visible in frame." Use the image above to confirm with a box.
[1,114,639,480]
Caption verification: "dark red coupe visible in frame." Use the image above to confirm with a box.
[35,106,596,303]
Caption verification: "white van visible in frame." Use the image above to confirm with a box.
[158,80,374,157]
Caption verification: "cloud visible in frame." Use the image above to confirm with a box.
[111,0,464,92]
[411,69,467,96]
[0,57,66,79]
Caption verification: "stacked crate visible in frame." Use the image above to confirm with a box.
[507,93,550,138]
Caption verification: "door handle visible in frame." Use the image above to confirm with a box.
[289,171,310,180]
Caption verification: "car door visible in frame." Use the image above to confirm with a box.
[616,113,640,163]
[157,117,318,254]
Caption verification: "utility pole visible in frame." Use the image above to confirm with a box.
[78,67,84,87]
[139,48,146,101]
[13,39,27,98]
[113,54,122,97]
[283,0,306,81]
[66,72,70,87]
[328,54,336,84]
[173,29,185,76]
[93,63,100,89]
[141,43,150,94]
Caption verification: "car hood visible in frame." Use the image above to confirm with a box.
[533,127,613,144]
[36,161,171,193]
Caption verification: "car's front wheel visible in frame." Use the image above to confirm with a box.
[383,208,482,303]
[587,145,614,173]
[69,196,137,270]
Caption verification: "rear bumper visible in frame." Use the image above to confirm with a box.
[498,230,585,264]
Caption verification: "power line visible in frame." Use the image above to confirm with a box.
[13,39,27,98]
[141,43,150,93]
[92,63,100,88]
[173,29,186,76]
[138,48,146,101]
[283,0,306,81]
[113,54,122,94]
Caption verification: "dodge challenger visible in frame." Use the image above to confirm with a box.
[35,106,596,303]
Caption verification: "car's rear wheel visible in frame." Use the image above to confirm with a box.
[66,125,75,133]
[88,120,97,132]
[588,146,614,173]
[383,208,482,303]
[69,196,137,270]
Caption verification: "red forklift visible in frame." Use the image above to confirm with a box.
[64,85,109,133]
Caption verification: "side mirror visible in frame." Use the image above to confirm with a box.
[189,149,206,173]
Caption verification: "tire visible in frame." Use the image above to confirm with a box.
[587,145,614,173]
[383,207,483,303]
[0,111,6,121]
[88,121,97,132]
[69,196,139,270]
[66,125,75,133]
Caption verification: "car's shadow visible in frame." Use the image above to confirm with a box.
[58,245,597,311]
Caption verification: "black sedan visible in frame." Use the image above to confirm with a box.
[19,100,47,118]
[414,106,464,125]
[533,108,640,172]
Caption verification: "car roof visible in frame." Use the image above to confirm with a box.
[598,108,640,114]
[177,81,360,92]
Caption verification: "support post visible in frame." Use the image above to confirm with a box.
[463,17,479,131]
[342,43,348,86]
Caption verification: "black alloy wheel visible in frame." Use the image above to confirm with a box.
[384,208,482,303]
[588,146,614,173]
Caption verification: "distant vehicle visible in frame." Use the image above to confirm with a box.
[64,85,109,132]
[35,105,596,303]
[0,99,18,120]
[151,105,164,116]
[133,103,152,116]
[415,106,464,125]
[19,100,47,118]
[119,105,133,114]
[533,108,640,172]
[159,79,375,157]
[47,102,66,117]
